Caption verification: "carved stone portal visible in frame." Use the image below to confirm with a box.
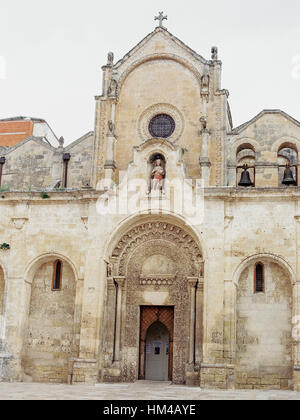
[102,221,203,384]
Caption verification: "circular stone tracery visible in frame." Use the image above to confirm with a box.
[149,114,175,139]
[138,103,184,143]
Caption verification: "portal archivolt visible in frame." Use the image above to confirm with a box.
[103,220,203,384]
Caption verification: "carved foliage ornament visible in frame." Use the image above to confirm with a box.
[112,222,202,276]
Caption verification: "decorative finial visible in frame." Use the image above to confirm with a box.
[58,136,64,147]
[211,47,218,60]
[107,52,114,66]
[154,11,168,28]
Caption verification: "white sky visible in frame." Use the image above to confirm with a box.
[0,0,300,144]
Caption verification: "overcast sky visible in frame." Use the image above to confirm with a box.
[0,0,299,144]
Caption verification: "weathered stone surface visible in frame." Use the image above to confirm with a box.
[0,23,300,392]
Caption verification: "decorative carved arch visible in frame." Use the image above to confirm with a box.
[233,253,296,287]
[104,212,205,260]
[110,220,203,277]
[116,54,202,98]
[133,138,179,163]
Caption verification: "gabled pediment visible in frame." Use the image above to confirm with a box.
[64,131,94,152]
[3,135,55,156]
[232,110,300,135]
[114,26,210,74]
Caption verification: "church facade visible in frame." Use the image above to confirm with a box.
[1,20,300,391]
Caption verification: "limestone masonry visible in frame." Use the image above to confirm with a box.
[0,21,300,391]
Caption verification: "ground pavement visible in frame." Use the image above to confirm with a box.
[0,380,299,400]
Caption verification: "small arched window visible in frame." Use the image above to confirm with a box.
[254,263,264,293]
[52,260,62,291]
[277,144,298,186]
[236,144,256,187]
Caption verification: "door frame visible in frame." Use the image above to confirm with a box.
[138,306,174,381]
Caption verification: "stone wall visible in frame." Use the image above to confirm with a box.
[65,133,94,188]
[2,139,54,190]
[227,111,300,187]
[0,133,94,191]
[23,261,77,383]
[236,262,293,389]
[115,59,203,179]
[0,267,4,319]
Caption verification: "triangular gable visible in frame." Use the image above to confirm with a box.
[3,135,55,155]
[232,110,300,135]
[114,26,209,71]
[64,131,94,152]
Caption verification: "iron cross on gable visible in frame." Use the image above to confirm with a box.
[154,11,167,27]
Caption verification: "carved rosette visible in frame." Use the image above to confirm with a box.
[137,103,184,143]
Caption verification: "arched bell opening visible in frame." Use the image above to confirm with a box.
[236,144,256,187]
[277,144,298,186]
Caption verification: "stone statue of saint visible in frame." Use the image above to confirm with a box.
[107,120,115,136]
[201,75,209,94]
[151,158,165,192]
[107,78,117,97]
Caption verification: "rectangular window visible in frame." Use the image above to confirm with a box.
[52,260,62,291]
[254,263,264,293]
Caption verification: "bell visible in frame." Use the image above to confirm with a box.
[238,164,253,187]
[282,165,296,186]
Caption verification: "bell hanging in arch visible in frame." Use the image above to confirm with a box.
[238,164,254,187]
[282,164,296,186]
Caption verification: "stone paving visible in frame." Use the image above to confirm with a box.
[0,381,300,400]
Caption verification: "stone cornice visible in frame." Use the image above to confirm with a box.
[1,187,300,203]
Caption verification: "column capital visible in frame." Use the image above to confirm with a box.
[114,276,126,288]
[187,277,198,288]
[199,157,211,167]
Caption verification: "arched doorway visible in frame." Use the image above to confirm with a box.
[145,321,169,381]
[103,219,203,384]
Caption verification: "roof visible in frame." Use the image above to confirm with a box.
[1,135,56,155]
[232,110,300,134]
[114,26,211,69]
[0,116,46,123]
[64,131,94,151]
